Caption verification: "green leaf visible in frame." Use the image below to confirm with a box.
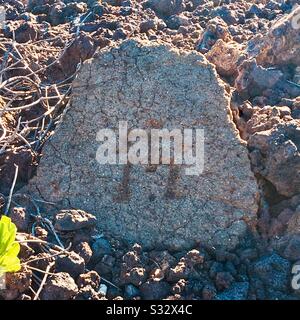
[0,215,21,274]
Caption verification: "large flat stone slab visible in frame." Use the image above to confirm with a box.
[25,39,258,250]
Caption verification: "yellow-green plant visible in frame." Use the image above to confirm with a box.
[0,215,21,275]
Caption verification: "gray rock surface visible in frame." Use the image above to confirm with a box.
[25,39,258,250]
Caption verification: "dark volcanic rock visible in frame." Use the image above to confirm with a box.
[216,282,249,300]
[140,279,171,300]
[41,272,78,300]
[10,207,30,232]
[248,121,300,198]
[76,271,100,290]
[55,251,86,279]
[145,0,185,17]
[251,254,291,293]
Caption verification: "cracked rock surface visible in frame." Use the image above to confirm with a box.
[25,39,258,250]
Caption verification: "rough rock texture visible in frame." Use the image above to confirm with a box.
[235,59,300,102]
[54,209,97,231]
[248,120,300,198]
[55,251,85,279]
[0,268,32,300]
[25,39,258,250]
[40,272,78,300]
[140,279,171,300]
[196,16,232,54]
[145,0,185,17]
[206,39,245,77]
[76,271,100,290]
[249,6,300,66]
[250,253,291,295]
[216,282,249,300]
[74,241,93,264]
[10,207,30,232]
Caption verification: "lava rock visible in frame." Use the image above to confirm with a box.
[74,241,93,264]
[171,279,187,294]
[196,16,232,53]
[140,19,157,33]
[10,207,30,232]
[248,121,300,198]
[207,39,244,77]
[75,285,101,300]
[251,254,291,292]
[140,279,171,300]
[283,235,300,261]
[55,251,85,279]
[215,272,234,290]
[0,268,32,300]
[202,284,217,300]
[250,6,300,66]
[91,237,113,262]
[216,282,249,300]
[94,255,116,277]
[13,21,39,43]
[58,33,96,77]
[145,0,185,17]
[167,260,190,282]
[149,251,177,272]
[54,209,97,231]
[165,14,189,30]
[124,284,140,299]
[26,39,258,251]
[121,267,147,286]
[122,250,142,270]
[41,272,78,300]
[76,271,100,290]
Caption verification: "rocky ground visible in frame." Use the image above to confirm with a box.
[0,0,300,300]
